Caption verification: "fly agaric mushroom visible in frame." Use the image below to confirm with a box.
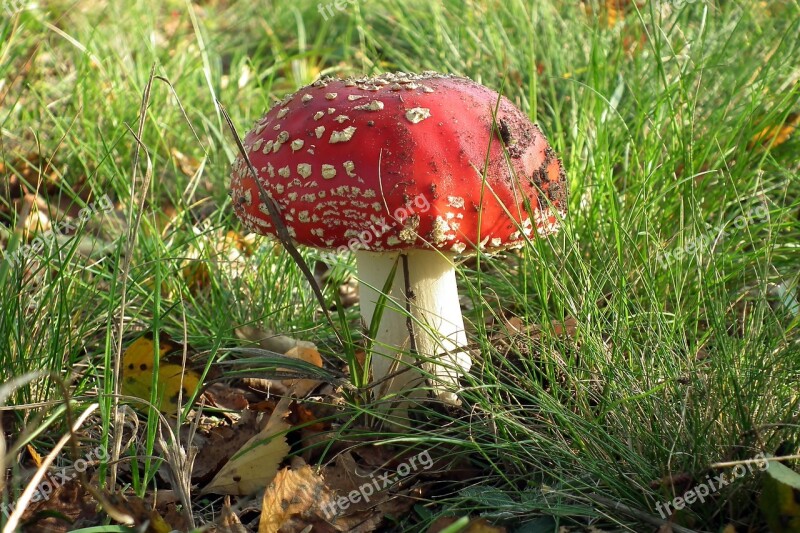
[230,71,567,410]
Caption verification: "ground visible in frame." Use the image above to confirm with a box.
[1,1,799,532]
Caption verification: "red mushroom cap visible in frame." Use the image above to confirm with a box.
[230,71,567,254]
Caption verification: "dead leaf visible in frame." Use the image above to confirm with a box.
[17,479,99,533]
[170,147,201,176]
[0,152,93,228]
[104,492,174,533]
[760,458,800,532]
[749,112,799,149]
[320,450,419,529]
[20,483,175,533]
[649,472,693,491]
[284,346,323,368]
[258,460,386,533]
[235,326,317,354]
[582,0,644,28]
[215,496,249,533]
[604,0,628,27]
[153,489,192,531]
[0,153,64,200]
[203,382,251,411]
[161,502,193,533]
[286,402,326,432]
[258,465,335,533]
[192,412,266,484]
[25,443,43,468]
[233,327,324,398]
[202,397,292,495]
[241,376,290,397]
[18,193,52,237]
[427,517,506,533]
[283,345,324,397]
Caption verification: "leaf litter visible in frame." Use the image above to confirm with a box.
[3,320,484,532]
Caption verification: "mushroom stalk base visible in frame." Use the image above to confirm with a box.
[355,249,471,408]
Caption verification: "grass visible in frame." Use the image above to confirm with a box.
[1,0,799,531]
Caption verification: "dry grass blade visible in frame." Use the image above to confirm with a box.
[215,347,347,378]
[111,62,157,488]
[217,100,343,346]
[2,404,118,532]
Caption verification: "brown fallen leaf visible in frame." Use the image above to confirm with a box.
[258,460,385,533]
[285,345,323,368]
[20,482,175,533]
[213,496,249,533]
[262,444,439,531]
[0,152,95,229]
[0,153,64,201]
[103,492,174,533]
[192,410,268,484]
[649,471,693,491]
[582,0,644,28]
[283,345,324,397]
[170,147,202,177]
[202,397,292,495]
[17,193,53,237]
[604,0,629,27]
[234,327,324,398]
[235,326,317,354]
[203,382,251,411]
[258,464,337,533]
[152,491,192,532]
[321,450,420,529]
[17,479,99,533]
[231,436,454,531]
[749,112,799,149]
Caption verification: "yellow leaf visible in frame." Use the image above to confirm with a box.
[121,333,203,415]
[26,444,43,468]
[258,465,334,533]
[170,147,201,177]
[284,345,323,368]
[760,459,800,532]
[283,345,324,397]
[606,0,625,27]
[201,397,292,495]
[749,112,799,149]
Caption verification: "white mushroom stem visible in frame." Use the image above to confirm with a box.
[355,249,471,407]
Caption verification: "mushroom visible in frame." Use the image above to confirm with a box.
[230,71,567,412]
